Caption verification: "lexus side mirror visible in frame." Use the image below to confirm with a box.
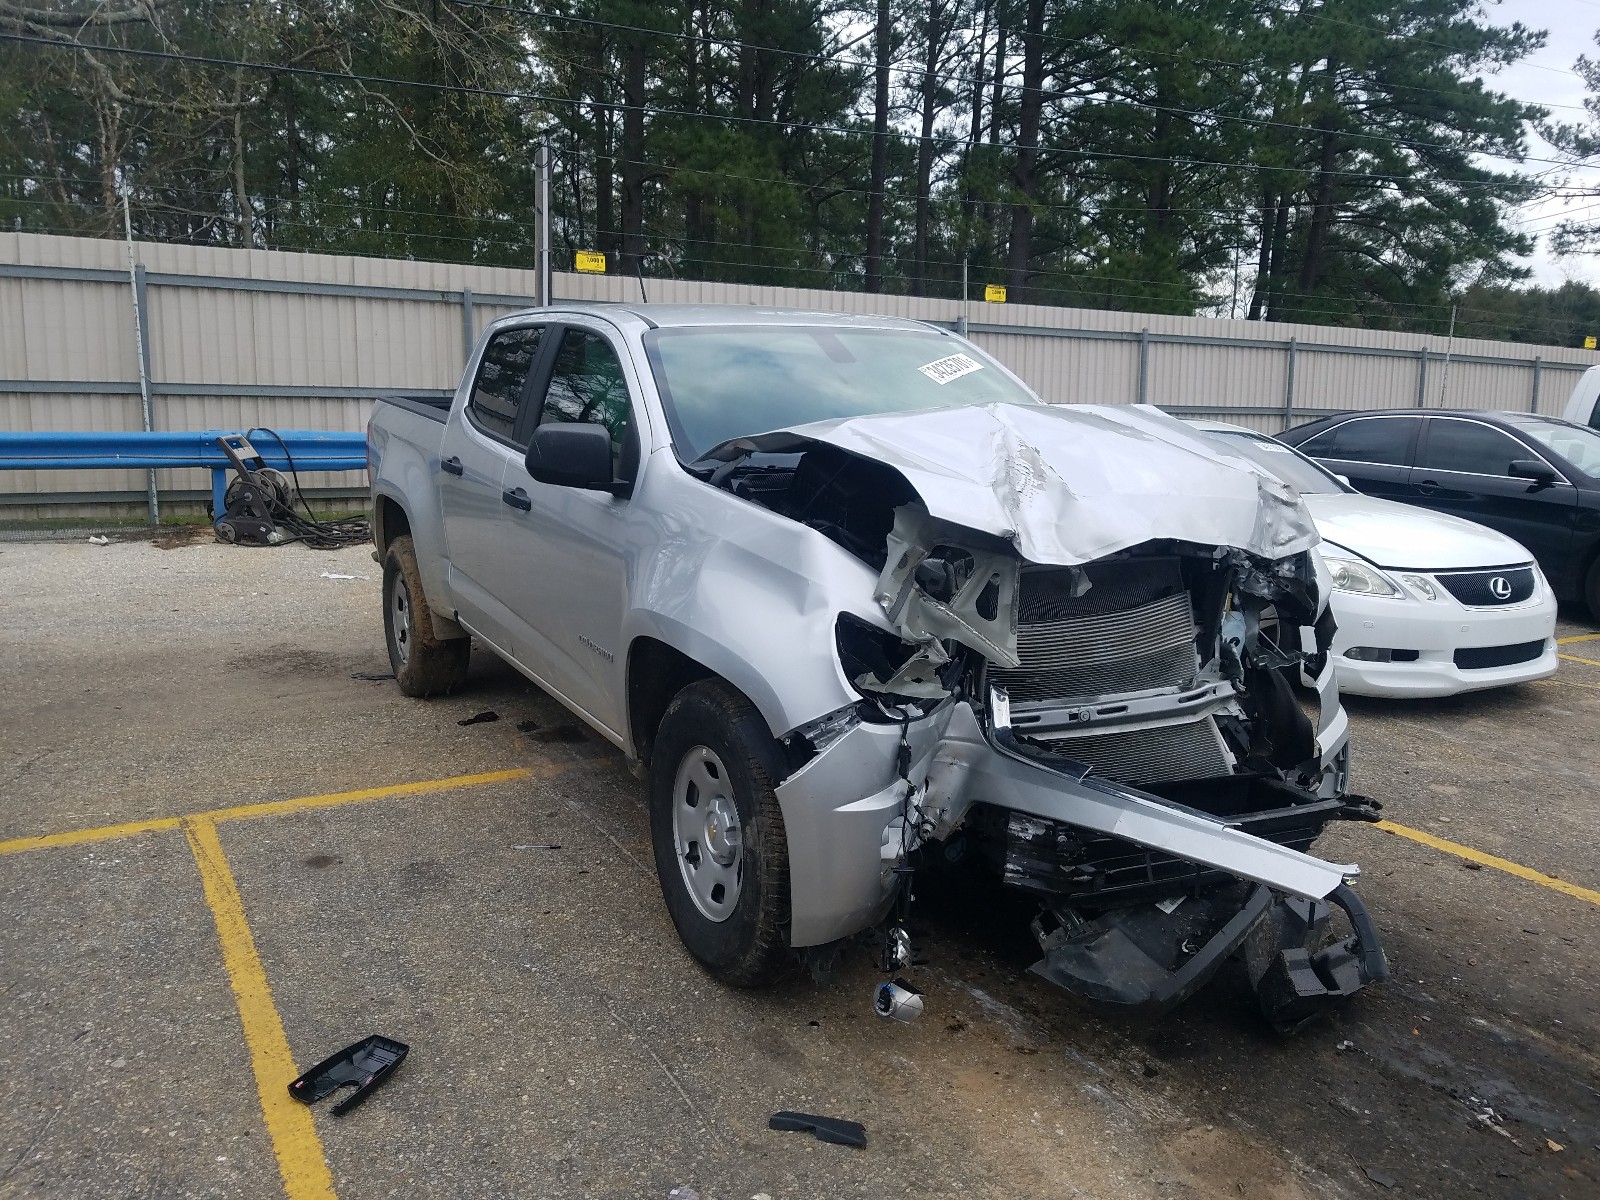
[525,423,615,491]
[1335,474,1352,488]
[1508,458,1557,485]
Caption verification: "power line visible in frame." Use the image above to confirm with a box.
[457,0,1594,115]
[0,32,1556,195]
[454,0,1571,171]
[1304,9,1583,80]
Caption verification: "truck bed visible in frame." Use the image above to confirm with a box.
[376,393,453,423]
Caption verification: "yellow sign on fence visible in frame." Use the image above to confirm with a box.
[984,284,1007,303]
[1586,335,1597,350]
[575,250,607,274]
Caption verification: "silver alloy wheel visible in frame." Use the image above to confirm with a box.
[672,745,742,922]
[390,573,412,665]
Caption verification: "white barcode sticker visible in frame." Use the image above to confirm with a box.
[917,352,984,385]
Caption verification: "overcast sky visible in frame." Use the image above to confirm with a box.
[1482,0,1600,285]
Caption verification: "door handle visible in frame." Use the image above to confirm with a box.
[502,487,532,511]
[440,455,464,476]
[1416,479,1438,495]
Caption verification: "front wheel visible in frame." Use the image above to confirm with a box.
[1586,556,1600,623]
[383,534,470,697]
[648,680,791,986]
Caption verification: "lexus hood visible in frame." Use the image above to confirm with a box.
[708,402,1319,566]
[1303,492,1537,571]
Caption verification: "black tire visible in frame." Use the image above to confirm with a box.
[648,679,791,987]
[383,534,470,697]
[1586,556,1600,624]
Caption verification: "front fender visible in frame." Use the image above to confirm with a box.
[622,486,890,739]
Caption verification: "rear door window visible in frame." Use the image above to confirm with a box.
[1300,417,1420,466]
[1417,419,1531,477]
[467,325,545,444]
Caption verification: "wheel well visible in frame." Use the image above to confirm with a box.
[374,496,410,556]
[627,638,714,765]
[1582,543,1600,607]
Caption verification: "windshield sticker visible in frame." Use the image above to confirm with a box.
[918,352,985,385]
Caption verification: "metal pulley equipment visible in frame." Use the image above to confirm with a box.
[212,433,291,545]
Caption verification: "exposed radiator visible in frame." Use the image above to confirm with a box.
[988,558,1201,704]
[988,557,1228,785]
[1034,717,1233,784]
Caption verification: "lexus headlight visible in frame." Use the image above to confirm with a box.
[1323,555,1400,597]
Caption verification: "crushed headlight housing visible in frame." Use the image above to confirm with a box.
[1323,555,1400,597]
[1398,573,1438,600]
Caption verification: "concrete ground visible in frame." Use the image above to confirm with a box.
[1,536,1596,1200]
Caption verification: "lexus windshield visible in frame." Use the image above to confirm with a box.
[1500,413,1600,479]
[643,326,1040,461]
[1205,430,1349,495]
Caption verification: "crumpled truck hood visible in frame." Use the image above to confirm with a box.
[715,402,1320,565]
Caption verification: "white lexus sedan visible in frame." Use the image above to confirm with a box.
[1194,422,1558,698]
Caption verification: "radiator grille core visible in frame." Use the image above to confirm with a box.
[989,559,1201,704]
[1035,718,1232,784]
[989,557,1230,784]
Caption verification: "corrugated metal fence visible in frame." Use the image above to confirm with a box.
[2,231,1595,517]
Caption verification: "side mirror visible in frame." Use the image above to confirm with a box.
[525,423,615,491]
[1508,458,1557,485]
[1335,474,1352,488]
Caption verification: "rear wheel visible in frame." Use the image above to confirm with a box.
[1586,556,1600,623]
[383,534,470,697]
[648,680,790,986]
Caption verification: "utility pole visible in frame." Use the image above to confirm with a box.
[1230,245,1241,320]
[534,130,552,307]
[121,185,158,526]
[958,258,969,336]
[1438,302,1457,407]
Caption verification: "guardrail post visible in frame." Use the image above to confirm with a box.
[1530,356,1543,412]
[1415,348,1429,407]
[461,286,475,369]
[1283,336,1298,428]
[1137,327,1150,405]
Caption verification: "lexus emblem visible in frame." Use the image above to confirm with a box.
[1488,575,1513,600]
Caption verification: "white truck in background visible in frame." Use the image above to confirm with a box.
[1563,363,1600,430]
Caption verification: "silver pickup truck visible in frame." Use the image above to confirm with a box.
[367,304,1387,1030]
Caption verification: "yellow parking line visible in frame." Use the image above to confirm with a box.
[186,817,338,1200]
[1560,653,1600,667]
[1375,820,1600,907]
[1531,676,1600,691]
[0,815,182,856]
[1556,632,1600,645]
[0,768,533,856]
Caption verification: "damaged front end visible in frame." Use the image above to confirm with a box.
[710,403,1387,1030]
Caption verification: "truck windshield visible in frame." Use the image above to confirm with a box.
[643,326,1040,460]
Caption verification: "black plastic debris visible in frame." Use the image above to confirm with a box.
[1362,1165,1397,1189]
[351,671,395,681]
[769,1111,866,1148]
[457,711,498,726]
[289,1035,409,1116]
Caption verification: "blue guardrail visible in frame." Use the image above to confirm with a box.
[0,429,367,518]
